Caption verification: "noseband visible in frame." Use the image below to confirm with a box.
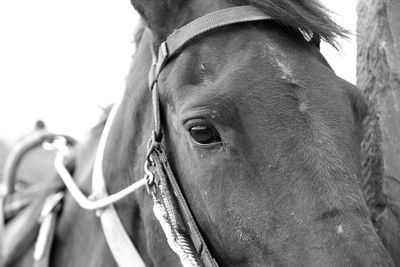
[27,6,273,267]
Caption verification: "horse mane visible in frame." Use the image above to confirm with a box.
[131,1,348,48]
[133,18,147,48]
[241,0,348,47]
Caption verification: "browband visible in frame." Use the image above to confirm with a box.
[149,5,272,88]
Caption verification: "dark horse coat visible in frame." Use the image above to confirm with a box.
[7,0,396,266]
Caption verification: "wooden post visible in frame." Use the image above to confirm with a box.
[357,0,400,263]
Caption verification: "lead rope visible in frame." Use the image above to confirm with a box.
[152,192,201,267]
[144,126,203,266]
[148,144,218,267]
[148,38,214,266]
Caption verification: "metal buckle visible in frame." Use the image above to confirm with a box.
[155,42,169,75]
[148,41,169,91]
[144,159,157,197]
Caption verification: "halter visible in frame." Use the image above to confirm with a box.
[144,6,272,267]
[13,6,273,267]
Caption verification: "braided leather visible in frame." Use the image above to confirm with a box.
[151,148,218,267]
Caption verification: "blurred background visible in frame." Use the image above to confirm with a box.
[0,0,356,176]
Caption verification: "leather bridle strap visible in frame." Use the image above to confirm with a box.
[149,5,272,88]
[147,5,272,267]
[150,147,216,267]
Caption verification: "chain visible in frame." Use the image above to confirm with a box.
[144,131,159,196]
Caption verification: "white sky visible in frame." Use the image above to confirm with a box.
[0,0,356,143]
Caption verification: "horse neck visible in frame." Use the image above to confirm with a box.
[104,28,154,195]
[50,28,156,267]
[100,29,170,265]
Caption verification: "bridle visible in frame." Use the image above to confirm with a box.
[59,5,273,267]
[1,5,272,267]
[143,6,272,267]
[100,6,272,266]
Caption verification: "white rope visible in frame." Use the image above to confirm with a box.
[153,199,200,267]
[89,95,147,267]
[52,151,146,211]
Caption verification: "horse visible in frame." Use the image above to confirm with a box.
[6,0,395,266]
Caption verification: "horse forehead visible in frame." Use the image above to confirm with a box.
[161,30,291,104]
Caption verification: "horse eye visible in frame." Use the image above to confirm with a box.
[189,125,221,145]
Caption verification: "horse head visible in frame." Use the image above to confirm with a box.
[102,0,394,266]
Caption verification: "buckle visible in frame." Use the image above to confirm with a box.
[144,131,160,196]
[148,41,169,91]
[156,42,169,74]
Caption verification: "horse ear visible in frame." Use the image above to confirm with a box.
[349,87,368,123]
[309,33,321,50]
[129,0,188,42]
[347,84,368,141]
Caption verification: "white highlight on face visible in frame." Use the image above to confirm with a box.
[337,224,344,234]
[266,43,298,84]
[298,101,308,112]
[276,58,295,83]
